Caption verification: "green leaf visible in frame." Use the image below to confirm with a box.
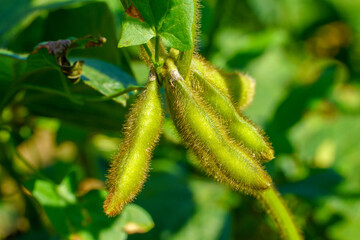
[118,14,155,48]
[25,169,154,239]
[132,166,236,240]
[0,49,139,130]
[120,204,155,234]
[118,0,195,51]
[0,0,99,45]
[25,171,78,237]
[21,80,132,132]
[29,35,106,83]
[80,58,137,106]
[155,0,195,51]
[0,50,27,91]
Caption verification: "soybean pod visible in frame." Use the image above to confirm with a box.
[191,56,256,110]
[104,70,163,217]
[190,57,274,162]
[165,59,271,193]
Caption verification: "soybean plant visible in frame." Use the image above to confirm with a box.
[104,1,302,240]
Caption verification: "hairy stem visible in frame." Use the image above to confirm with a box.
[257,187,303,240]
[155,35,160,63]
[142,43,156,67]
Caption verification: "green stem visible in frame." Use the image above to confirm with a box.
[83,86,144,102]
[60,75,84,104]
[257,187,303,240]
[21,84,142,103]
[142,41,163,85]
[143,43,157,68]
[155,35,160,63]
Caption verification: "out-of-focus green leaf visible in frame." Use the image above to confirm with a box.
[212,29,289,69]
[25,170,78,237]
[120,204,155,234]
[25,169,154,240]
[21,81,132,132]
[0,0,96,45]
[290,113,360,193]
[28,35,106,83]
[0,49,138,128]
[131,160,237,240]
[118,0,195,51]
[248,0,334,33]
[242,48,296,124]
[170,179,235,240]
[0,50,27,95]
[267,62,346,154]
[278,169,343,198]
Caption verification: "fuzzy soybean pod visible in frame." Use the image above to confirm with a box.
[191,56,256,110]
[165,59,271,193]
[224,72,256,110]
[190,59,274,162]
[103,71,163,217]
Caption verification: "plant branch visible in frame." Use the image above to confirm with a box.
[60,75,84,104]
[83,86,144,102]
[257,187,303,240]
[142,43,157,68]
[155,35,160,63]
[142,40,164,85]
[21,84,142,103]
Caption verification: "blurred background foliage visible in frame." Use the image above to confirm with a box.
[1,0,360,239]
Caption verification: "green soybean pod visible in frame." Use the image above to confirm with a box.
[190,59,274,162]
[191,56,255,110]
[104,71,163,217]
[223,72,256,111]
[165,60,271,193]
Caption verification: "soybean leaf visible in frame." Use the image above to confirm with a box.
[81,59,137,106]
[0,50,139,130]
[118,0,195,51]
[132,163,236,240]
[0,0,98,45]
[118,204,155,234]
[0,50,27,94]
[21,79,133,132]
[25,169,154,239]
[29,35,106,83]
[7,46,138,106]
[118,13,155,48]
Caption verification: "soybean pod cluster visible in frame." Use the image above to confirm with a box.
[104,50,274,216]
[103,1,303,239]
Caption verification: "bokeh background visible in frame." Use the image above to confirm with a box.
[1,0,360,239]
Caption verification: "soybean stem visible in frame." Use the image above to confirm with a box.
[83,86,143,102]
[21,84,142,103]
[155,35,160,63]
[60,75,83,104]
[257,187,303,240]
[142,43,157,68]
